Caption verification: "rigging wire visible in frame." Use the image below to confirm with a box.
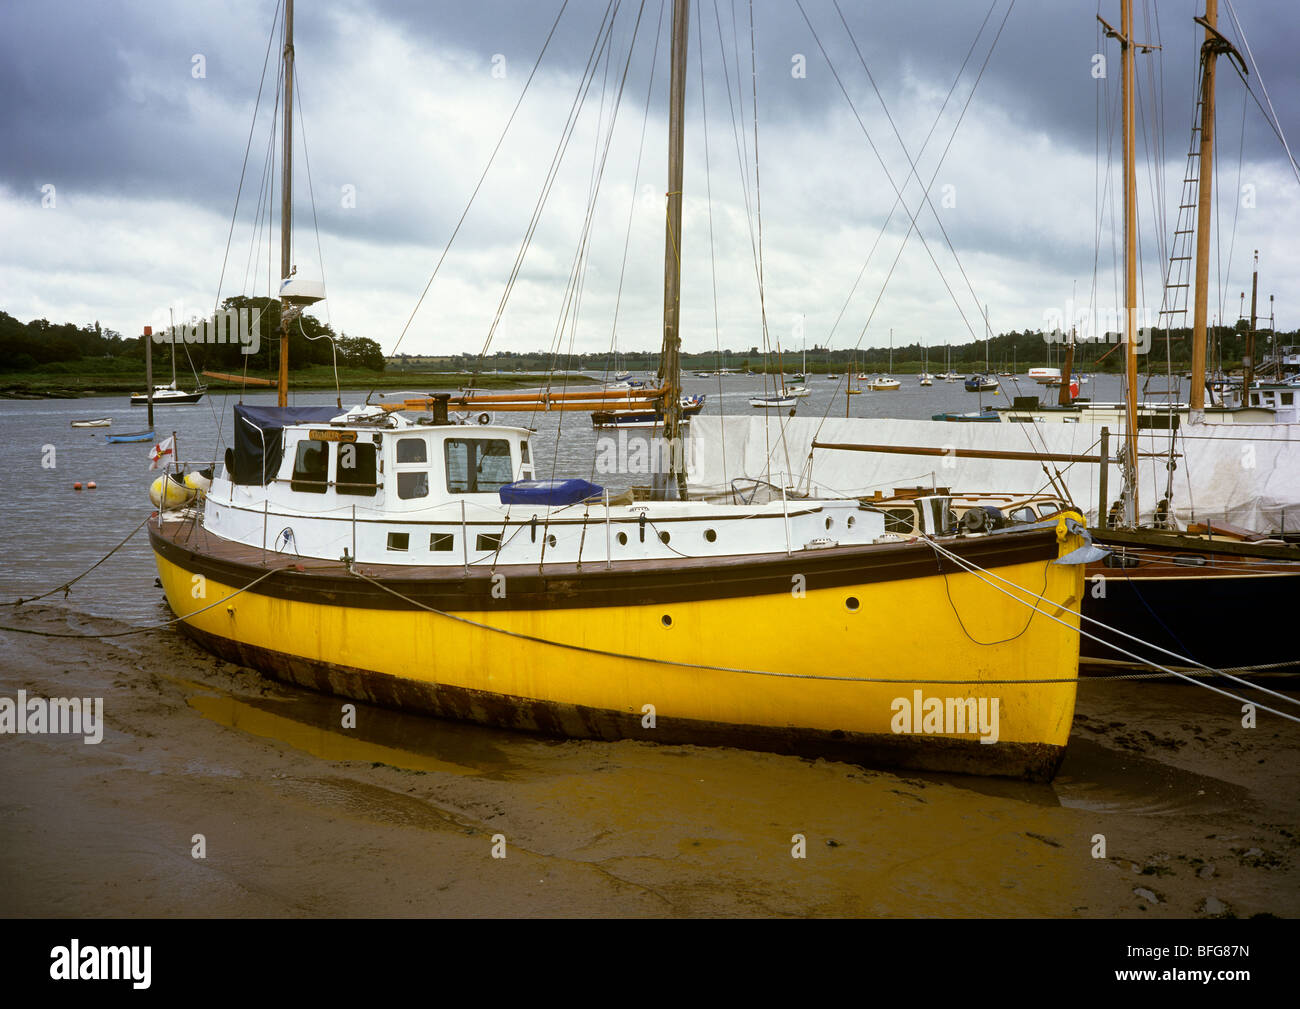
[382,0,572,368]
[480,1,620,381]
[1223,0,1300,187]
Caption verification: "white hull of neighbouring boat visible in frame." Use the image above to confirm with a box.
[131,388,204,405]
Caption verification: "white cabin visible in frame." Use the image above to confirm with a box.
[200,408,889,566]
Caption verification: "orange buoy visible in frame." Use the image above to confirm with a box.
[73,482,83,490]
[87,481,97,489]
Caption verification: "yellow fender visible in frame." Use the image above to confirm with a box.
[150,474,196,510]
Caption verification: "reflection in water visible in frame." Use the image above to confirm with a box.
[186,690,519,778]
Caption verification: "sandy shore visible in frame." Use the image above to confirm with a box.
[1,604,1296,917]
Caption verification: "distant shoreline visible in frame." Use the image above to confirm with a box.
[0,370,600,399]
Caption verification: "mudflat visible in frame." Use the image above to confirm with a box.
[1,605,1296,918]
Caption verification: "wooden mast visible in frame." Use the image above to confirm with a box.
[1189,0,1218,421]
[656,0,690,499]
[1120,0,1140,526]
[277,0,295,407]
[1058,327,1076,407]
[1245,249,1258,394]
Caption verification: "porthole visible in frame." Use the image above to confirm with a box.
[547,534,557,547]
[845,596,860,612]
[616,531,628,546]
[846,516,856,528]
[703,528,717,542]
[825,516,834,530]
[659,530,670,544]
[661,614,673,627]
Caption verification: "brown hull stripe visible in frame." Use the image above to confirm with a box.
[150,521,1060,612]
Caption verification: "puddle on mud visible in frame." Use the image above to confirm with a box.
[1053,737,1250,815]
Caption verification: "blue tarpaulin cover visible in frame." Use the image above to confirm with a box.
[498,479,603,506]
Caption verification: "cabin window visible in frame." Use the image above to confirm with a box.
[396,437,427,463]
[386,532,409,552]
[520,441,531,464]
[291,441,328,493]
[335,442,378,496]
[1011,507,1037,524]
[1284,393,1294,406]
[397,472,429,499]
[883,508,914,533]
[430,533,454,552]
[1038,504,1062,518]
[445,438,513,494]
[476,533,502,552]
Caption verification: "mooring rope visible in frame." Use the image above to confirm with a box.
[5,513,154,607]
[924,538,1300,725]
[0,568,280,639]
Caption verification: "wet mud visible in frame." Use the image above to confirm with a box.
[1,605,1297,917]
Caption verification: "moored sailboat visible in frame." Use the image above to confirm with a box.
[147,0,1090,779]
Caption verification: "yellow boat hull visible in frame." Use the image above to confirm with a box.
[150,522,1084,779]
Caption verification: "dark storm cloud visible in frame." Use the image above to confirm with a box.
[1,0,1297,345]
[4,1,1296,231]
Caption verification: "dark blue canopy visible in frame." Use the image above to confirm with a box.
[498,479,603,506]
[227,404,340,485]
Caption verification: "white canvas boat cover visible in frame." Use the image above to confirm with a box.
[684,415,1300,533]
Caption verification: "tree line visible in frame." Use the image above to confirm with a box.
[0,296,385,374]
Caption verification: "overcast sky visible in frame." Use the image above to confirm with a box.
[2,0,1298,361]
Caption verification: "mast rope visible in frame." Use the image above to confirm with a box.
[4,514,154,607]
[1,568,280,639]
[925,536,1300,721]
[380,0,573,368]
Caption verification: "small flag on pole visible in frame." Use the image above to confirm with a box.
[149,435,175,470]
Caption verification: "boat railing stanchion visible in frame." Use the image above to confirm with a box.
[1098,426,1110,524]
[351,504,357,561]
[781,484,792,556]
[461,500,469,575]
[604,488,612,569]
[262,500,268,566]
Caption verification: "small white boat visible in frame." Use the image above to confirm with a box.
[1027,367,1061,386]
[870,330,901,390]
[130,382,205,405]
[71,418,112,428]
[919,373,934,387]
[749,394,797,408]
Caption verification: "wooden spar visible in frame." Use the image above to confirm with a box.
[1189,0,1218,418]
[1058,327,1075,407]
[378,387,670,413]
[1121,0,1139,525]
[1245,249,1258,393]
[437,387,668,404]
[278,0,294,408]
[202,371,276,386]
[655,0,690,500]
[808,441,1174,464]
[144,326,154,428]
